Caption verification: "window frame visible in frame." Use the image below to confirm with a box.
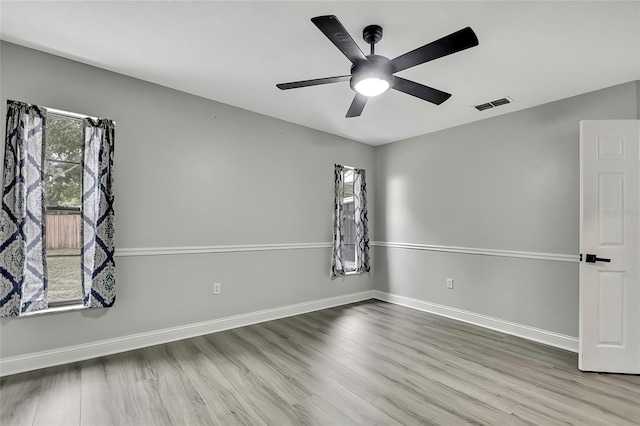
[341,166,360,275]
[43,110,85,308]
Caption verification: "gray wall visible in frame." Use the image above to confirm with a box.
[637,80,640,119]
[0,42,375,359]
[374,81,638,337]
[1,39,637,361]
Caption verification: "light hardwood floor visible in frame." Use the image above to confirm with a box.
[1,300,639,425]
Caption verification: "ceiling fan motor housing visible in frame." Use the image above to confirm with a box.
[349,54,394,92]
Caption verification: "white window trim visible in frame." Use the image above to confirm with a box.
[341,168,358,274]
[20,303,85,317]
[43,110,85,308]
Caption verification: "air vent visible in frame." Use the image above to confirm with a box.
[490,98,511,107]
[474,96,513,112]
[474,103,493,111]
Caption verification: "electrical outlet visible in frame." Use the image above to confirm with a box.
[213,282,221,295]
[446,278,454,289]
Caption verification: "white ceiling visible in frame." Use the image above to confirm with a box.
[1,1,639,145]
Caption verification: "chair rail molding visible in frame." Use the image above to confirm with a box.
[372,241,579,263]
[115,242,332,257]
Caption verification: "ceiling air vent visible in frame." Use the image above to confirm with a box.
[475,103,494,111]
[474,96,513,111]
[490,98,511,107]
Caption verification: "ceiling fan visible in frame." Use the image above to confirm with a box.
[276,15,479,118]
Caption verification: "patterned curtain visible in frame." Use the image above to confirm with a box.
[331,164,346,277]
[0,101,48,317]
[81,118,116,308]
[353,168,370,273]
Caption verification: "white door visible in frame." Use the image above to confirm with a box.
[579,120,640,373]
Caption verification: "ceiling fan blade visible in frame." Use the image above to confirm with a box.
[392,77,451,105]
[311,15,367,65]
[346,93,367,118]
[389,27,478,73]
[277,75,351,90]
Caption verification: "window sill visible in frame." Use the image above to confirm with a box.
[20,303,86,318]
[344,271,363,276]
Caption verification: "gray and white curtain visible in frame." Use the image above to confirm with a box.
[331,164,370,277]
[0,101,48,316]
[353,168,370,273]
[331,164,346,277]
[82,118,116,308]
[0,101,116,317]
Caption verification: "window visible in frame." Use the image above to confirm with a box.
[331,164,370,277]
[44,112,83,306]
[342,168,357,272]
[0,100,116,317]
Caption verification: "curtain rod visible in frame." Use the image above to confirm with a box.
[46,107,98,121]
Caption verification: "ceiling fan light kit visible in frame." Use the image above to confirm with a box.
[276,15,479,118]
[353,77,390,97]
[350,55,394,97]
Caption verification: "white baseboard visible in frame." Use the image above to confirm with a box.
[372,290,579,353]
[0,290,375,377]
[1,289,579,376]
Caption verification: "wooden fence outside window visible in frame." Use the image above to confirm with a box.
[46,213,81,250]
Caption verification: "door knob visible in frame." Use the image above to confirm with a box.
[585,254,611,263]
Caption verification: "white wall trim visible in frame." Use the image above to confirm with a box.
[373,290,579,353]
[115,242,332,257]
[0,290,374,377]
[1,288,580,376]
[115,241,578,263]
[372,241,579,263]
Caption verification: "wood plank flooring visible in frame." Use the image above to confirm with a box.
[1,300,639,425]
